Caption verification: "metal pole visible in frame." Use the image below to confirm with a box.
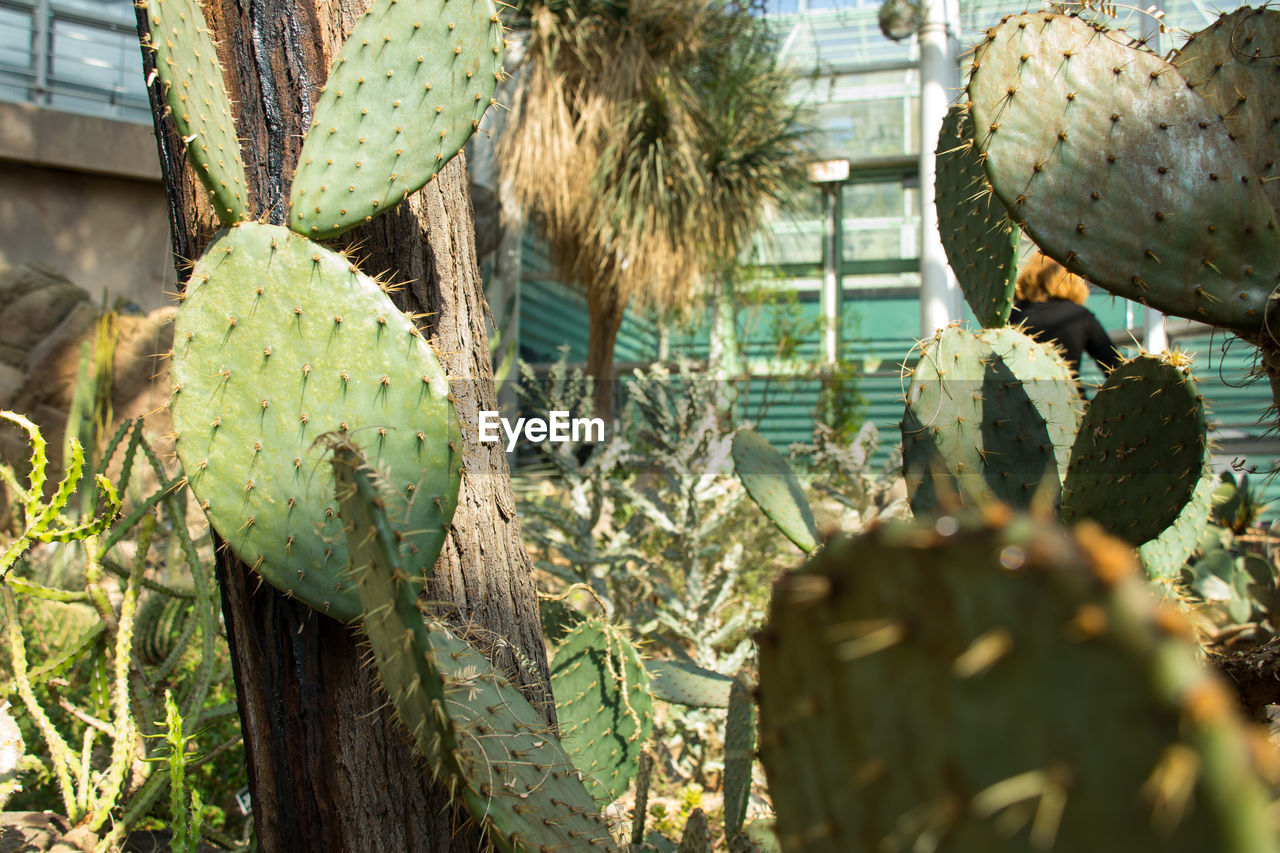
[822,182,843,365]
[918,0,959,335]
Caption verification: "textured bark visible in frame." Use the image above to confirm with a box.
[586,282,627,420]
[136,1,549,849]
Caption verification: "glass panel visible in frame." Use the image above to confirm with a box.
[752,187,823,267]
[840,182,918,263]
[0,6,35,102]
[794,68,919,160]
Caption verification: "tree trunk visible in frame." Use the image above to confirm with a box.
[586,282,627,420]
[136,2,550,850]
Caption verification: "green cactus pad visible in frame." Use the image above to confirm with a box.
[170,222,460,622]
[1174,8,1280,218]
[550,617,653,806]
[289,0,503,237]
[645,659,734,709]
[722,673,754,840]
[757,513,1278,853]
[141,0,248,223]
[1140,465,1214,581]
[935,104,1019,328]
[732,429,818,553]
[902,325,1080,516]
[969,12,1280,332]
[334,444,616,852]
[1061,353,1207,547]
[678,809,711,853]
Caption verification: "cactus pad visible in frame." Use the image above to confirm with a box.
[969,12,1280,332]
[645,659,734,709]
[935,104,1019,328]
[757,512,1277,853]
[141,0,248,223]
[1173,8,1280,218]
[289,0,504,237]
[1140,464,1214,581]
[170,223,460,622]
[722,673,755,841]
[1061,353,1207,547]
[902,325,1080,516]
[732,429,817,553]
[334,444,616,851]
[551,617,653,805]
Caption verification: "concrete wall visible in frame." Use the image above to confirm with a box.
[0,101,174,312]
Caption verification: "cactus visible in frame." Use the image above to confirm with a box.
[332,441,616,851]
[645,659,735,709]
[967,10,1279,333]
[756,510,1278,853]
[551,617,654,806]
[0,411,121,579]
[722,673,754,844]
[677,808,710,853]
[731,428,817,553]
[1139,465,1214,581]
[170,222,461,622]
[1171,8,1280,218]
[139,0,248,224]
[902,325,1081,515]
[289,0,504,237]
[934,104,1019,328]
[1061,352,1207,546]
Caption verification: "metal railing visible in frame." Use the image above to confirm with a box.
[0,0,150,123]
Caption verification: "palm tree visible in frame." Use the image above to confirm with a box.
[500,0,810,416]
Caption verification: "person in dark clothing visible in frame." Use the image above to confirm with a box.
[1009,252,1123,380]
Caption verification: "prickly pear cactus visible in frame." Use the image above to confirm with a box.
[902,325,1080,516]
[289,0,504,237]
[170,223,460,622]
[722,673,754,843]
[678,808,711,853]
[935,104,1019,328]
[645,659,734,709]
[333,443,617,851]
[1061,352,1207,547]
[967,11,1280,332]
[551,617,653,806]
[1140,465,1214,581]
[139,0,248,224]
[732,428,817,553]
[1173,8,1280,217]
[757,511,1278,853]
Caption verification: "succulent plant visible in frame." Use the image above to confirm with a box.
[934,104,1019,328]
[901,324,1081,515]
[732,428,817,554]
[332,440,617,851]
[1060,351,1208,546]
[1,411,121,578]
[170,222,461,621]
[290,0,504,237]
[144,0,500,619]
[140,0,248,224]
[966,9,1279,333]
[551,617,654,806]
[757,510,1278,853]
